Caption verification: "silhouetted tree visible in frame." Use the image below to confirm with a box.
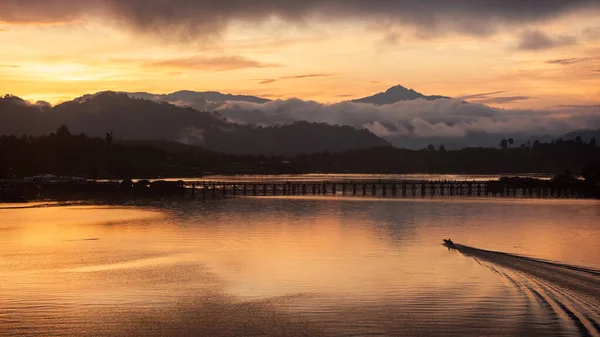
[591,138,597,147]
[500,139,508,150]
[508,138,514,147]
[2,131,600,177]
[105,132,113,151]
[582,164,600,184]
[427,144,435,152]
[575,136,583,145]
[439,145,446,152]
[56,125,71,138]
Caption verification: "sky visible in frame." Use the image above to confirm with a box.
[0,0,599,109]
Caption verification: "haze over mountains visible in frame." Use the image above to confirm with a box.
[0,92,388,156]
[120,85,600,149]
[2,84,599,155]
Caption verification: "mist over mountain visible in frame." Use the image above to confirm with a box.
[211,94,600,149]
[3,85,600,152]
[0,93,388,156]
[120,85,600,150]
[352,85,450,105]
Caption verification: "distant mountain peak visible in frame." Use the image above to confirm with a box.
[386,85,414,93]
[128,90,271,105]
[352,85,450,105]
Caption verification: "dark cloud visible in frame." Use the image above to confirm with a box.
[546,57,600,65]
[1,1,599,39]
[255,73,335,85]
[517,30,577,51]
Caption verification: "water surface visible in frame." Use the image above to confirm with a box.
[1,197,599,336]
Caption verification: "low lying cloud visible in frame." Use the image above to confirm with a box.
[1,1,599,40]
[517,30,577,51]
[211,97,600,145]
[177,126,206,145]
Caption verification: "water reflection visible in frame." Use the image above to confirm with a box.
[1,198,599,336]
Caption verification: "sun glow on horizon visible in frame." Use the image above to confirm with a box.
[0,6,599,109]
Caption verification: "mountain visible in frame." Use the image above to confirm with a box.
[352,85,450,105]
[562,129,600,142]
[0,92,389,155]
[128,90,270,105]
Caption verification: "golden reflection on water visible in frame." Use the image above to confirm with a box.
[1,198,599,336]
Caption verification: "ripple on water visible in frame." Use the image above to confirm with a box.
[1,198,599,336]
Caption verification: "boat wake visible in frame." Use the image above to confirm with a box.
[448,243,600,337]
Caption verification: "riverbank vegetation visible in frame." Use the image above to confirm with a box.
[1,126,599,179]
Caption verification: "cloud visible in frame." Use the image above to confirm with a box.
[257,79,277,85]
[469,96,536,105]
[124,56,281,72]
[583,26,600,40]
[177,126,205,145]
[558,104,600,108]
[517,30,577,51]
[381,31,402,45]
[1,1,599,39]
[0,64,19,68]
[211,97,600,145]
[546,57,600,65]
[458,91,507,100]
[261,94,286,98]
[254,73,335,85]
[460,91,535,105]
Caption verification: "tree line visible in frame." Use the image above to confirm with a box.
[1,126,599,179]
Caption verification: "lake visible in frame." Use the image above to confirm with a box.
[1,197,599,336]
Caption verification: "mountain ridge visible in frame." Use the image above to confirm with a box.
[127,90,271,105]
[352,85,450,105]
[0,92,389,156]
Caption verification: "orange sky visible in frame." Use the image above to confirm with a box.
[0,4,599,109]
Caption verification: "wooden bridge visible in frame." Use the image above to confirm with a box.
[186,179,592,200]
[2,178,596,202]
